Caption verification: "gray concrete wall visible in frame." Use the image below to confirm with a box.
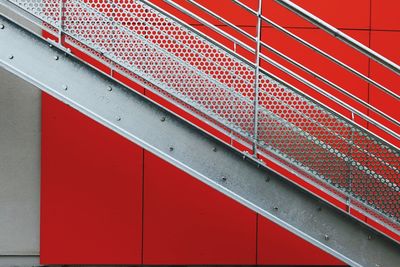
[0,68,40,266]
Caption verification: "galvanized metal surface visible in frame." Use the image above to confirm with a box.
[4,0,398,234]
[1,15,400,267]
[0,69,40,265]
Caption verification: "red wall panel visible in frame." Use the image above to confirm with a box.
[40,93,143,264]
[264,0,370,30]
[371,0,400,31]
[143,151,257,265]
[261,28,370,125]
[368,30,400,147]
[257,216,345,265]
[39,0,399,265]
[148,0,257,27]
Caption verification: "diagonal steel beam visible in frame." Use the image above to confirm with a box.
[0,13,399,267]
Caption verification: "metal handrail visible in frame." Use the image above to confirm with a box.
[143,2,399,166]
[85,1,400,177]
[164,0,400,142]
[232,0,400,102]
[186,0,400,130]
[275,0,400,76]
[5,0,399,235]
[151,1,399,230]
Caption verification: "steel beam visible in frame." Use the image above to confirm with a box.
[1,14,400,267]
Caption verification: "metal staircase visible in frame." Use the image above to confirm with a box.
[0,0,399,266]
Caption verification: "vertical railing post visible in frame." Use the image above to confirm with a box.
[58,0,64,45]
[253,0,263,156]
[232,41,237,146]
[346,112,355,213]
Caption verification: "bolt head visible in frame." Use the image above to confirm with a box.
[62,85,68,90]
[265,177,270,182]
[169,146,174,151]
[54,55,59,60]
[8,55,14,59]
[107,86,113,92]
[273,207,278,211]
[116,116,121,121]
[324,234,329,241]
[221,176,227,182]
[212,147,217,152]
[160,116,166,122]
[0,24,4,29]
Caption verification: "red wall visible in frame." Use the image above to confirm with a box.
[41,94,344,265]
[41,94,143,264]
[40,0,399,265]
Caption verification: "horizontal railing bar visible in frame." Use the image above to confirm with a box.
[79,0,399,179]
[161,0,400,143]
[107,1,398,173]
[275,0,400,76]
[142,0,400,151]
[231,0,400,101]
[260,41,400,128]
[164,0,256,54]
[186,0,256,41]
[140,0,258,75]
[106,0,250,109]
[186,0,400,128]
[259,60,400,151]
[258,53,400,140]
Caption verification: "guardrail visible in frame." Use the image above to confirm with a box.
[5,0,399,237]
[275,0,400,76]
